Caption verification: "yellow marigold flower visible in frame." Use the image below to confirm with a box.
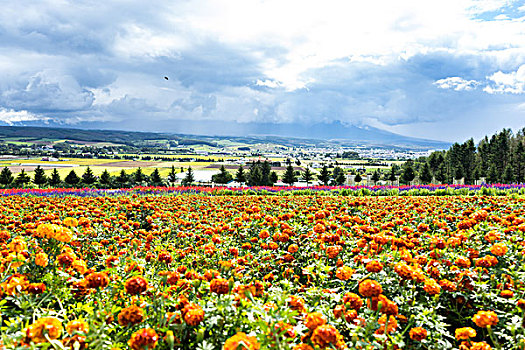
[490,243,508,256]
[63,217,78,228]
[471,342,492,350]
[26,317,63,344]
[293,344,314,350]
[472,311,498,328]
[335,266,353,281]
[6,252,26,269]
[36,223,55,239]
[54,226,73,243]
[305,312,327,331]
[35,252,49,267]
[8,237,26,253]
[66,319,89,335]
[455,327,476,340]
[72,259,88,274]
[223,332,260,350]
[1,274,28,296]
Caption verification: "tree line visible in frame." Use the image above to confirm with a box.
[415,128,525,184]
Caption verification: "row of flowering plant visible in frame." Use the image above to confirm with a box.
[0,194,524,349]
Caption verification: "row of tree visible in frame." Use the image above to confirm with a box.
[416,128,525,184]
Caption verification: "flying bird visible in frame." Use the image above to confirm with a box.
[164,76,169,80]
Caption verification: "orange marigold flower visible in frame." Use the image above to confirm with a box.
[455,327,476,340]
[223,332,260,350]
[125,276,148,295]
[365,260,383,273]
[500,290,514,298]
[85,272,110,289]
[342,292,363,310]
[288,244,299,254]
[455,256,471,268]
[423,279,441,295]
[305,312,327,331]
[289,295,307,314]
[409,327,428,341]
[35,252,49,268]
[517,299,525,310]
[63,217,78,228]
[359,279,382,298]
[490,243,508,256]
[472,311,498,328]
[183,303,204,326]
[26,317,63,344]
[128,328,159,350]
[377,315,398,334]
[210,278,229,295]
[311,324,345,349]
[293,344,314,350]
[118,305,144,327]
[26,283,46,294]
[470,342,492,350]
[335,266,353,281]
[66,319,89,335]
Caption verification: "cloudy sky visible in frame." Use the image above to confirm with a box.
[0,0,524,142]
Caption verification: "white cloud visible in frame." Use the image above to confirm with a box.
[0,108,45,124]
[484,64,525,93]
[434,77,481,91]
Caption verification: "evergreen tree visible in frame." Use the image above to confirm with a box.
[15,170,31,187]
[318,165,330,186]
[269,171,278,184]
[282,164,297,185]
[354,173,362,183]
[235,165,246,184]
[371,170,380,184]
[81,167,97,186]
[0,167,14,187]
[149,168,163,186]
[302,167,313,185]
[332,167,346,185]
[133,168,146,184]
[64,170,80,187]
[182,167,194,186]
[400,160,416,184]
[115,170,130,188]
[419,162,432,184]
[167,166,177,185]
[247,163,263,186]
[388,166,397,183]
[212,165,233,184]
[49,168,61,187]
[99,169,112,188]
[503,164,515,184]
[33,166,47,187]
[487,165,498,184]
[261,161,272,186]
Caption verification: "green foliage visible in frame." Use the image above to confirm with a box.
[81,166,97,186]
[282,164,297,185]
[0,166,14,187]
[212,165,233,184]
[33,165,47,187]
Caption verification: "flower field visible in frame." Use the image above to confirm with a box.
[1,191,525,349]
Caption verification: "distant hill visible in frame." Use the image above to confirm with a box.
[0,124,450,150]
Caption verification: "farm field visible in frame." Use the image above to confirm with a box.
[1,192,524,349]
